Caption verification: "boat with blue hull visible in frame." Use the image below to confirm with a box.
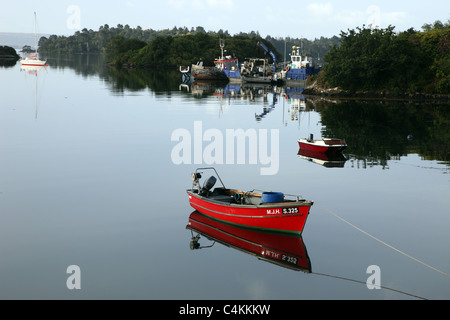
[214,56,241,82]
[214,39,242,82]
[283,46,308,85]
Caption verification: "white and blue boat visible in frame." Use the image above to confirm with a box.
[214,39,242,82]
[284,46,308,84]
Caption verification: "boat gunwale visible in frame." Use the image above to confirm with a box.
[187,189,314,209]
[298,138,347,147]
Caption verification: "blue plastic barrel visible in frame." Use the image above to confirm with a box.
[261,192,284,203]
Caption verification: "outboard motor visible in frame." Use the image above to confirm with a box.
[191,172,202,191]
[201,176,217,196]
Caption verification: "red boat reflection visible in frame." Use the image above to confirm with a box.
[186,211,312,273]
[297,149,347,168]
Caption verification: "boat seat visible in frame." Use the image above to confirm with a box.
[209,194,235,204]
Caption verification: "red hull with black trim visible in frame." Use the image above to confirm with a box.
[187,168,313,237]
[187,190,312,236]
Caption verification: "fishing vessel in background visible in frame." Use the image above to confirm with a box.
[214,39,241,82]
[190,60,229,81]
[283,45,308,85]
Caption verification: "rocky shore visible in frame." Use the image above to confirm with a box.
[0,46,20,61]
[303,78,450,102]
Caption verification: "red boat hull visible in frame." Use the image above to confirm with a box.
[187,211,311,272]
[187,190,312,237]
[298,138,347,154]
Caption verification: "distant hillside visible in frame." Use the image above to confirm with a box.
[37,24,340,64]
[0,32,50,50]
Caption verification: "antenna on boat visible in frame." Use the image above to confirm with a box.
[220,39,225,60]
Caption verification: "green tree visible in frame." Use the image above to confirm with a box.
[322,24,448,94]
[419,26,450,93]
[106,35,147,66]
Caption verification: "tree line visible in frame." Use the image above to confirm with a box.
[38,20,449,94]
[321,20,449,94]
[105,32,283,68]
[38,24,337,64]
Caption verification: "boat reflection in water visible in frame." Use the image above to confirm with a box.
[297,149,347,168]
[20,65,47,119]
[186,211,311,273]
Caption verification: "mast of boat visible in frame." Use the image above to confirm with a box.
[33,12,38,57]
[35,70,38,119]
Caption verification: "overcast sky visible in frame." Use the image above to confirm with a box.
[1,0,449,39]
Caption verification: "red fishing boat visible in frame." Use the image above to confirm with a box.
[187,211,311,272]
[187,168,313,237]
[298,134,347,154]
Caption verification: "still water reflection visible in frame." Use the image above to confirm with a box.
[0,54,449,300]
[187,211,312,273]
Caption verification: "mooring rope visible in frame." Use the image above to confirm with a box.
[311,271,427,300]
[316,202,450,278]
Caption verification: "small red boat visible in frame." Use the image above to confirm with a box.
[187,211,311,272]
[187,168,313,237]
[298,134,347,154]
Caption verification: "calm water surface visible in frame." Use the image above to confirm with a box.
[0,55,449,300]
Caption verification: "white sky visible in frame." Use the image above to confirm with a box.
[1,0,449,39]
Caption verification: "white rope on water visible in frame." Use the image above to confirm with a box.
[311,271,427,300]
[316,202,450,279]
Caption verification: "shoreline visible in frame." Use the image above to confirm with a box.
[302,79,450,102]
